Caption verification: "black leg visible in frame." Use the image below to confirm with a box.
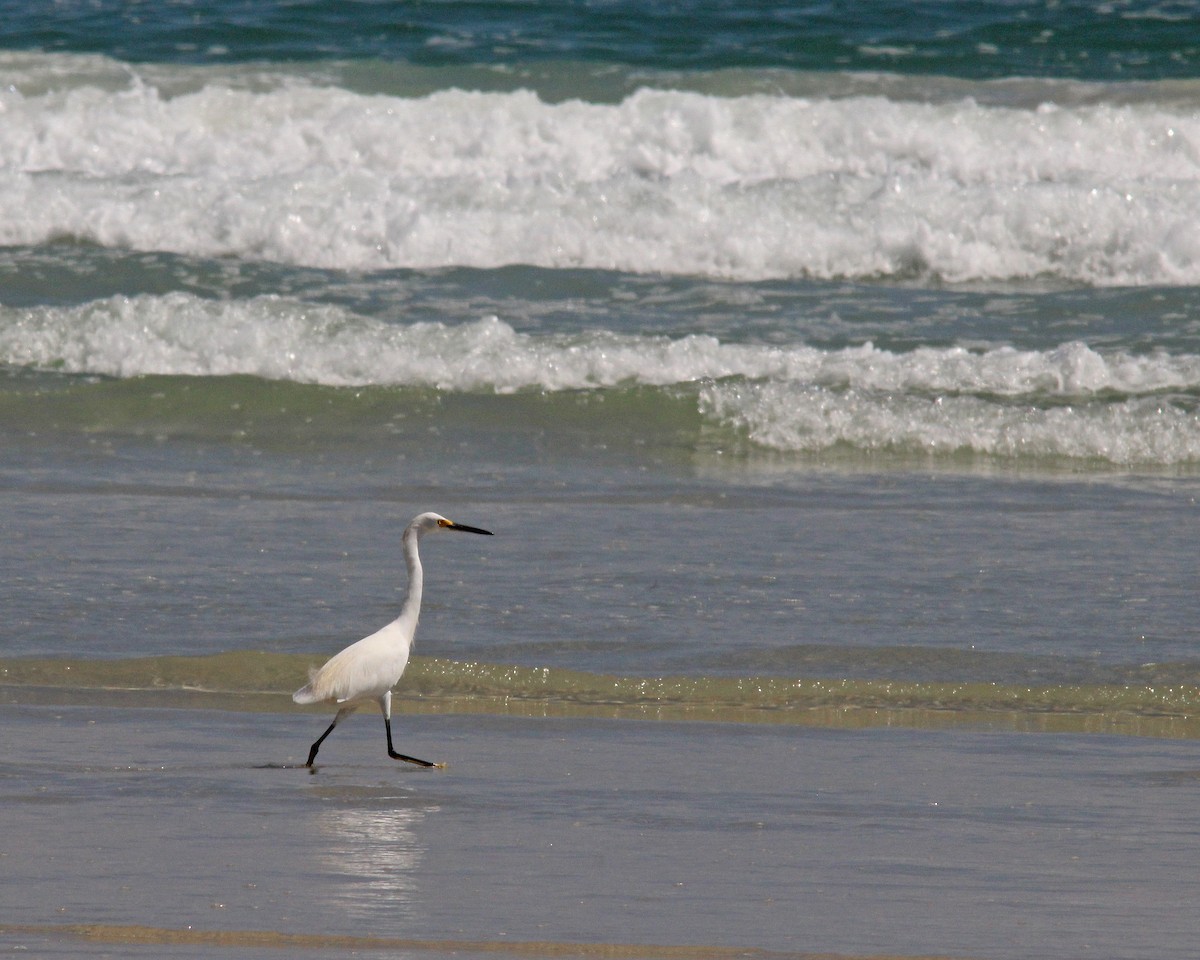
[305,717,339,767]
[385,715,440,768]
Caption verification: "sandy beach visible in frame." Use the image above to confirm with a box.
[3,695,1200,960]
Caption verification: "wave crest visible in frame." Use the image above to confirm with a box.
[4,293,1200,465]
[3,55,1200,285]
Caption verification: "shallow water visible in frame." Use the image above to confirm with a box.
[7,440,1200,680]
[3,703,1200,960]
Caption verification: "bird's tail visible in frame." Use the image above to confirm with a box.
[292,684,319,704]
[292,668,322,704]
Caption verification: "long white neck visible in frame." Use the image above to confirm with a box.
[395,525,425,638]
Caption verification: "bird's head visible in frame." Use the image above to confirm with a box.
[408,512,494,538]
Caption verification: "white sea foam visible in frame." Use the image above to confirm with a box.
[0,294,753,388]
[4,293,1200,464]
[700,381,1200,464]
[2,53,1199,285]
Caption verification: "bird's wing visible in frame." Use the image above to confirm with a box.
[293,623,410,705]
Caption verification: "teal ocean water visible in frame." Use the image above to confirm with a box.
[4,3,1200,958]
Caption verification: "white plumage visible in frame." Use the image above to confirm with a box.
[293,511,492,768]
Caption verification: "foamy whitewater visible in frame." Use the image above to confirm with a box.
[2,52,1200,285]
[5,292,1200,464]
[4,53,1200,472]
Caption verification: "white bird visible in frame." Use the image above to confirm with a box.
[293,511,493,768]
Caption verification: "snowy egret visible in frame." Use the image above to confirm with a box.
[293,512,493,768]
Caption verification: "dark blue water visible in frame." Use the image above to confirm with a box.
[5,0,1199,80]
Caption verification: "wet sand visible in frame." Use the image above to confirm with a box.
[3,702,1200,960]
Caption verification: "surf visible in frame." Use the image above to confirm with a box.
[3,53,1200,285]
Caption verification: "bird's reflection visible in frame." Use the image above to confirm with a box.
[312,793,439,921]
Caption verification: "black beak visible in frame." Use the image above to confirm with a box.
[447,522,493,535]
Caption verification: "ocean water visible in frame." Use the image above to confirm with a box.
[4,2,1200,958]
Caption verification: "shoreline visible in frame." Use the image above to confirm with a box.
[0,922,971,960]
[4,670,1199,741]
